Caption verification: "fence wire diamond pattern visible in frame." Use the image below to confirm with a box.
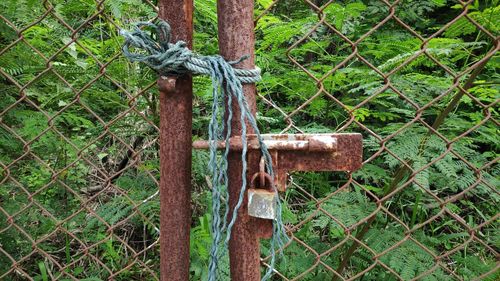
[1,0,498,280]
[255,0,498,280]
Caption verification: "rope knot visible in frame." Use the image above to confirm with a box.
[121,20,261,82]
[120,21,193,75]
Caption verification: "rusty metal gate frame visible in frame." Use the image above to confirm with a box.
[0,0,498,280]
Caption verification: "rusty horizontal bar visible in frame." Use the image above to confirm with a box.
[197,133,363,191]
[192,133,358,151]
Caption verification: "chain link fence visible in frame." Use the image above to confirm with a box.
[254,0,498,280]
[1,0,161,279]
[1,0,498,280]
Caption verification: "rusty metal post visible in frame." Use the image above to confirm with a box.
[158,1,193,281]
[217,0,261,280]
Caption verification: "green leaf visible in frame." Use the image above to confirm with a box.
[38,262,48,281]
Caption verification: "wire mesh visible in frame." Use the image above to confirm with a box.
[254,0,498,280]
[0,0,498,280]
[1,0,161,279]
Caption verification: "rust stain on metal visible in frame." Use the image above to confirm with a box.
[158,76,177,93]
[159,0,193,47]
[308,135,337,151]
[158,1,193,281]
[193,133,344,151]
[217,0,261,280]
[194,133,363,191]
[273,133,362,190]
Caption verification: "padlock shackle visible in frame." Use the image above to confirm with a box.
[249,172,275,190]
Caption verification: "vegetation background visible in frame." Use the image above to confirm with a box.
[0,0,498,280]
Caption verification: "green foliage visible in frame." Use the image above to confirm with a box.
[1,0,498,280]
[189,214,212,280]
[252,0,499,279]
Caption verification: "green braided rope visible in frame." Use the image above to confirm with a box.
[120,21,288,281]
[120,21,260,83]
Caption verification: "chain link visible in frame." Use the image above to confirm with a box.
[0,0,498,280]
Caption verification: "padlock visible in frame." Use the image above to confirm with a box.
[248,172,277,220]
